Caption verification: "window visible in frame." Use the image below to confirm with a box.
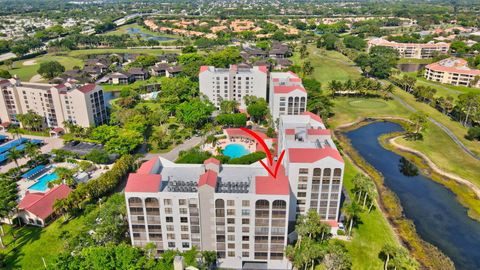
[228,251,235,257]
[228,235,235,241]
[227,200,235,207]
[179,199,187,206]
[167,233,175,240]
[182,242,190,248]
[181,225,189,232]
[242,236,249,241]
[227,209,235,215]
[180,217,188,223]
[166,217,173,223]
[242,218,249,225]
[168,242,175,248]
[181,234,189,240]
[167,225,174,231]
[299,168,309,174]
[242,209,250,216]
[242,251,249,257]
[165,208,172,214]
[180,208,188,214]
[227,218,235,224]
[242,200,250,207]
[164,199,172,205]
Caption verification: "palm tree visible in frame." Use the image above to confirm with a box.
[380,244,399,270]
[7,147,22,173]
[24,141,40,164]
[342,201,361,237]
[8,125,20,139]
[201,250,217,270]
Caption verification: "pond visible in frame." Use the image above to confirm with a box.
[126,27,176,42]
[397,63,426,72]
[346,121,480,270]
[103,91,120,107]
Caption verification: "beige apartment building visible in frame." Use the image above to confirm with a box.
[425,58,480,88]
[0,78,107,128]
[367,38,450,59]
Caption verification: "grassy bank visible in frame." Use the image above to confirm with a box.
[341,159,399,270]
[290,45,361,84]
[379,131,480,221]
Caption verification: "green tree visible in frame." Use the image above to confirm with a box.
[342,201,362,237]
[105,129,143,155]
[219,100,239,114]
[176,99,215,129]
[17,110,43,131]
[85,149,110,164]
[343,35,367,50]
[90,125,120,144]
[323,242,352,270]
[246,97,269,123]
[181,45,197,53]
[457,93,480,127]
[7,147,22,171]
[0,69,11,78]
[407,112,428,139]
[37,61,65,79]
[201,250,217,269]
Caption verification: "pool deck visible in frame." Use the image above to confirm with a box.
[202,138,257,156]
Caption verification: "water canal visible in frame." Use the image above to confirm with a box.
[346,121,480,270]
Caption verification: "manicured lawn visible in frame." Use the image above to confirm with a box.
[392,88,480,157]
[396,123,480,186]
[290,45,361,84]
[341,159,399,270]
[0,55,84,82]
[2,215,88,270]
[329,97,412,128]
[400,73,478,98]
[398,58,433,64]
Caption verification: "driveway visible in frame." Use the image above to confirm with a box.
[0,132,64,173]
[142,135,203,162]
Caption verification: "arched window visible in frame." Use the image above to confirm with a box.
[272,200,286,210]
[255,200,270,209]
[334,168,342,177]
[323,168,331,176]
[145,198,159,207]
[215,199,224,208]
[313,168,321,176]
[128,197,142,205]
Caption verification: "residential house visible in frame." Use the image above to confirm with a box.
[128,67,149,81]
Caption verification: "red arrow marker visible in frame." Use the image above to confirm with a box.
[239,127,285,179]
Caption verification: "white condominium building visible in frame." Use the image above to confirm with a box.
[269,71,307,123]
[125,113,344,269]
[199,65,268,109]
[367,38,450,59]
[425,58,480,88]
[0,78,107,128]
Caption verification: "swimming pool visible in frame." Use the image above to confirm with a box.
[28,172,59,192]
[223,143,250,159]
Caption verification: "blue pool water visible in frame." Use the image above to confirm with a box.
[28,173,59,192]
[223,143,250,159]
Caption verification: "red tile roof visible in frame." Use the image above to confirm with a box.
[302,111,323,123]
[426,59,480,76]
[307,129,330,135]
[0,79,10,85]
[52,127,64,133]
[288,147,343,164]
[198,170,218,188]
[77,84,96,93]
[125,173,162,193]
[204,157,220,165]
[274,85,306,94]
[255,165,290,195]
[324,220,339,228]
[285,128,295,135]
[287,71,299,77]
[200,66,209,73]
[18,184,72,220]
[257,66,268,73]
[137,158,158,174]
[225,128,268,140]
